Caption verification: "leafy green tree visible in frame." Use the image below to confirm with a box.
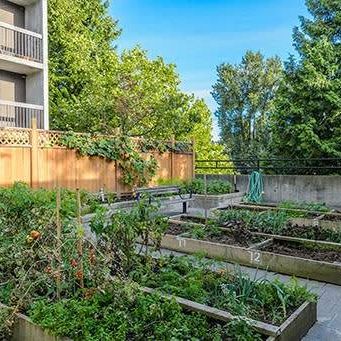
[48,0,121,132]
[48,0,224,166]
[212,51,282,159]
[271,0,341,159]
[179,100,229,174]
[109,47,200,138]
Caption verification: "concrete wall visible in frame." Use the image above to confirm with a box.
[25,0,42,33]
[26,70,42,105]
[197,174,341,208]
[0,0,24,27]
[0,69,26,101]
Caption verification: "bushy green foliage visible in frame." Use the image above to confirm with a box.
[271,0,341,162]
[212,51,282,159]
[158,178,233,195]
[216,209,290,234]
[48,1,223,167]
[0,183,108,313]
[29,280,259,341]
[188,178,232,195]
[130,256,315,325]
[90,200,168,272]
[278,201,330,213]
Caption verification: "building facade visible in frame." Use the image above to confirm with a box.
[0,0,48,129]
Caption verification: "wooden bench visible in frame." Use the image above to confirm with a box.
[136,185,193,214]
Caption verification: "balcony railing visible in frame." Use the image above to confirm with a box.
[0,22,43,63]
[0,100,44,129]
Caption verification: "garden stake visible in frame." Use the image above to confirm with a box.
[204,174,208,225]
[56,187,62,299]
[76,189,84,289]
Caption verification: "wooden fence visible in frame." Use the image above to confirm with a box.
[0,125,194,193]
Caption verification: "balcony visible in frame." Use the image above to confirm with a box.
[0,22,43,74]
[0,100,44,129]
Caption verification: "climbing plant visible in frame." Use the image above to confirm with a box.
[60,132,159,187]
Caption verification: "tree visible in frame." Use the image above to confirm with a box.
[48,0,223,166]
[109,47,200,139]
[177,99,228,174]
[48,0,121,132]
[271,0,341,159]
[212,51,282,159]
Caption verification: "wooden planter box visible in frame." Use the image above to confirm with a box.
[0,304,69,341]
[1,290,316,341]
[189,192,244,210]
[142,287,316,341]
[160,231,341,285]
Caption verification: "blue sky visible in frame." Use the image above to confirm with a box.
[110,0,309,139]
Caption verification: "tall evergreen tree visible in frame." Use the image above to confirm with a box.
[271,0,341,159]
[212,51,282,159]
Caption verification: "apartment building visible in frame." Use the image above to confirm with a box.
[0,0,48,129]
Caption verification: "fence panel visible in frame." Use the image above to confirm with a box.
[0,127,194,192]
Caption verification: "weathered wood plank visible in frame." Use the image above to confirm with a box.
[160,234,341,285]
[141,287,280,336]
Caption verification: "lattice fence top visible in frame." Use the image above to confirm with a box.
[38,130,64,148]
[0,128,31,146]
[0,127,194,152]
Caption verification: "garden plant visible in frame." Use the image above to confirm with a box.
[0,184,316,340]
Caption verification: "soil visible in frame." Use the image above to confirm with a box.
[180,215,341,243]
[284,223,341,242]
[166,222,264,248]
[320,214,341,222]
[263,240,341,263]
[180,215,210,224]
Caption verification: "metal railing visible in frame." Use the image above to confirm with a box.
[0,100,44,129]
[0,22,43,63]
[196,158,341,175]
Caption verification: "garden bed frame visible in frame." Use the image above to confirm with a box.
[216,203,341,230]
[189,191,244,209]
[0,286,315,341]
[142,288,316,341]
[164,219,341,285]
[0,303,69,341]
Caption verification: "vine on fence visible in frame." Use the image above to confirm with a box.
[59,132,159,187]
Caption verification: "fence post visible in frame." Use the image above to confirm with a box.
[192,138,195,179]
[170,137,175,181]
[30,118,39,188]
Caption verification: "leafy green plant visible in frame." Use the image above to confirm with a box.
[90,199,168,272]
[60,132,158,187]
[130,256,316,325]
[156,178,233,195]
[279,201,330,213]
[216,209,289,234]
[216,208,341,243]
[28,280,260,341]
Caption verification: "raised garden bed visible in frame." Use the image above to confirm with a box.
[176,211,341,244]
[230,203,341,230]
[167,220,266,247]
[0,303,68,341]
[131,257,317,341]
[161,218,341,285]
[189,191,244,209]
